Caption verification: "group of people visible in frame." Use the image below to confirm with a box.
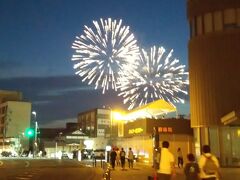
[155,141,220,180]
[110,147,134,170]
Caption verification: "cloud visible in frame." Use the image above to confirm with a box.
[0,75,125,126]
[0,59,23,68]
[40,118,77,128]
[32,100,51,105]
[0,75,190,127]
[38,86,94,97]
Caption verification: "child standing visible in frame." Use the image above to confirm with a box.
[184,153,200,180]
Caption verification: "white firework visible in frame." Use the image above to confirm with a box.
[71,18,139,93]
[118,46,189,110]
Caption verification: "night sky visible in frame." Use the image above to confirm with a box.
[0,0,190,127]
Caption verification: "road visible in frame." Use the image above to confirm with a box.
[0,158,239,180]
[0,158,103,180]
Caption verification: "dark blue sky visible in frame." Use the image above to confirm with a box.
[0,0,190,127]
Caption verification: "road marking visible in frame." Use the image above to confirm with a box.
[15,177,32,180]
[0,161,3,166]
[25,161,30,167]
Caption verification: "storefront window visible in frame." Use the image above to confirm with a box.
[209,128,220,158]
[220,127,240,167]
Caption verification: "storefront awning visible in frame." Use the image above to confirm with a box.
[124,99,177,121]
[221,110,240,125]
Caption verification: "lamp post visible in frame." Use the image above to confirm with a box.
[32,111,38,157]
[55,132,62,159]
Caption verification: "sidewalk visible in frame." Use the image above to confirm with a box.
[110,163,184,180]
[81,160,240,180]
[110,162,240,180]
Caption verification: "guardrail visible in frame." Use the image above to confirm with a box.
[102,162,111,180]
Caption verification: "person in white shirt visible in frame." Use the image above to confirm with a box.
[128,147,134,168]
[198,145,220,180]
[157,141,176,180]
[116,148,121,166]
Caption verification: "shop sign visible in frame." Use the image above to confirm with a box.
[66,136,85,139]
[158,126,173,133]
[128,128,143,134]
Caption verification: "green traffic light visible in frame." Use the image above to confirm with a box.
[25,128,35,138]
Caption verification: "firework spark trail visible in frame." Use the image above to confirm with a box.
[71,18,139,93]
[118,46,189,110]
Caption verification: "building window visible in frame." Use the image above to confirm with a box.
[237,8,240,27]
[213,11,223,31]
[204,13,213,33]
[190,18,196,37]
[196,16,203,35]
[223,8,236,28]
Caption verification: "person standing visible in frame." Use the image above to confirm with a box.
[198,145,220,180]
[116,148,121,166]
[110,148,117,170]
[177,147,184,168]
[128,147,134,169]
[184,153,200,180]
[157,141,176,180]
[120,148,126,170]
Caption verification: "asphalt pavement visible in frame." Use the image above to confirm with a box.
[0,158,103,180]
[0,158,239,180]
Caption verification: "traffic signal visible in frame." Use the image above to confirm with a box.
[25,128,35,138]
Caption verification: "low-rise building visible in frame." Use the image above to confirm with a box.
[114,118,193,164]
[78,108,111,138]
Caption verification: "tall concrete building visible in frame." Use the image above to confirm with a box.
[78,108,111,138]
[187,0,240,166]
[0,90,31,154]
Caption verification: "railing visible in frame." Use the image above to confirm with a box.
[91,156,111,180]
[102,162,111,180]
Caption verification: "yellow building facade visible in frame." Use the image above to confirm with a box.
[187,0,240,166]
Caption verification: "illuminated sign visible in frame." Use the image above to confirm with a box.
[158,127,173,133]
[66,136,86,139]
[129,128,143,134]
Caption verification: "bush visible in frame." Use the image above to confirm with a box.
[1,151,12,157]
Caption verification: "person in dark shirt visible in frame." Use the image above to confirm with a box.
[120,148,126,170]
[184,153,200,180]
[110,148,117,170]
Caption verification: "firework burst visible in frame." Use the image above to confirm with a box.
[118,46,189,110]
[71,18,139,93]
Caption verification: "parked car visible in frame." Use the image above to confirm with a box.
[93,149,105,159]
[61,151,73,159]
[81,149,93,159]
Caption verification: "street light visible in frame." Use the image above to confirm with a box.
[32,111,38,157]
